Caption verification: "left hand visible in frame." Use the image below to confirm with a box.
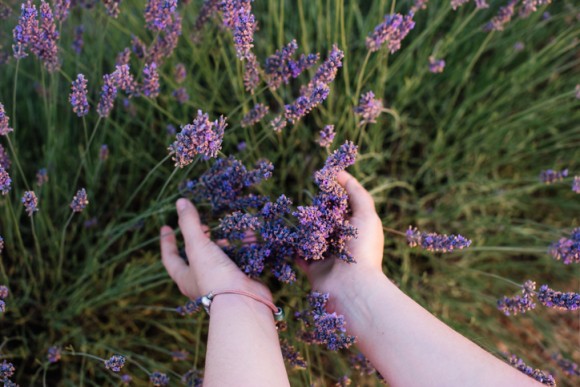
[160,198,272,302]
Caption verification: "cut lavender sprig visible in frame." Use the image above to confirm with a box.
[548,227,580,264]
[406,226,472,252]
[537,285,580,311]
[508,354,556,386]
[497,280,537,316]
[104,355,126,372]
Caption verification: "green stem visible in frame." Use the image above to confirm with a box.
[58,213,75,279]
[5,135,29,191]
[124,154,171,211]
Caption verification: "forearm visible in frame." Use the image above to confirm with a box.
[329,269,541,387]
[204,294,290,387]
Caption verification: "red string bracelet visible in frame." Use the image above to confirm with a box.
[200,289,285,322]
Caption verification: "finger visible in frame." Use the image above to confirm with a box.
[176,198,208,248]
[337,171,376,215]
[160,225,188,284]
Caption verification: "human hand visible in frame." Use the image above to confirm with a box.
[160,198,272,302]
[298,171,384,298]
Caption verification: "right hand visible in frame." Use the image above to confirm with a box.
[297,171,385,300]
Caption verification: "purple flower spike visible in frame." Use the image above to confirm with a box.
[72,25,84,54]
[538,285,580,311]
[97,73,119,118]
[99,144,110,161]
[549,227,580,264]
[540,168,568,184]
[221,0,257,60]
[121,374,132,384]
[0,144,11,170]
[485,0,517,32]
[32,1,60,72]
[0,285,8,299]
[285,84,330,124]
[508,354,556,386]
[174,63,186,84]
[47,346,61,363]
[70,74,89,117]
[572,176,580,194]
[241,103,269,127]
[70,188,89,212]
[428,56,445,73]
[0,361,15,380]
[12,0,38,59]
[497,280,537,316]
[366,13,415,53]
[0,167,11,195]
[243,52,261,93]
[411,0,429,13]
[551,353,580,377]
[114,64,138,96]
[142,62,160,98]
[104,354,126,372]
[36,168,48,186]
[168,110,227,167]
[54,0,71,22]
[173,87,189,104]
[280,340,307,369]
[22,190,39,216]
[103,0,122,18]
[304,44,343,95]
[406,226,472,252]
[270,116,287,133]
[451,0,469,10]
[0,103,14,136]
[318,125,335,148]
[150,371,170,386]
[145,0,178,32]
[354,91,383,126]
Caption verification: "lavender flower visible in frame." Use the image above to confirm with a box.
[145,0,178,32]
[84,217,98,229]
[318,125,335,147]
[170,350,189,361]
[411,0,429,13]
[540,168,568,184]
[0,103,13,136]
[47,346,61,363]
[219,211,260,240]
[354,91,383,126]
[147,12,182,64]
[0,361,15,380]
[549,227,580,264]
[349,353,382,377]
[537,284,580,311]
[176,298,202,315]
[0,236,3,255]
[36,168,48,186]
[428,56,445,73]
[237,141,247,152]
[551,353,580,377]
[97,73,118,118]
[54,0,71,22]
[285,84,330,124]
[102,0,121,18]
[114,64,138,96]
[0,167,11,195]
[450,0,469,10]
[131,35,147,59]
[72,25,84,54]
[336,376,352,387]
[121,374,132,385]
[150,371,170,386]
[0,144,10,170]
[514,41,525,52]
[191,0,220,42]
[115,48,131,66]
[475,0,489,8]
[221,0,257,60]
[264,40,318,90]
[12,1,38,59]
[243,52,261,93]
[0,286,8,299]
[70,74,89,117]
[0,3,12,20]
[572,176,580,193]
[70,188,89,212]
[104,355,126,372]
[485,0,517,31]
[497,280,537,316]
[168,110,227,167]
[99,144,110,161]
[173,87,189,104]
[280,340,307,369]
[142,62,160,98]
[270,116,287,133]
[0,300,5,313]
[181,369,203,386]
[366,13,415,53]
[31,1,60,72]
[166,124,176,135]
[520,0,552,19]
[508,355,556,386]
[241,103,269,127]
[174,63,186,83]
[303,44,343,95]
[406,226,472,252]
[22,191,39,216]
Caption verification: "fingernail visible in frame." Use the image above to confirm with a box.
[177,198,188,212]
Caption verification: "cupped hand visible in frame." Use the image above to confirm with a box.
[298,171,385,294]
[160,198,272,302]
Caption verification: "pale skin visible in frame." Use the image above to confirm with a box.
[160,171,542,387]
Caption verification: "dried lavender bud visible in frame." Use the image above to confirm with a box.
[549,228,580,264]
[22,191,39,216]
[537,285,580,311]
[354,91,382,126]
[264,40,298,89]
[168,110,227,166]
[241,103,269,127]
[540,168,568,184]
[318,125,335,148]
[366,13,415,53]
[104,355,126,372]
[149,371,170,386]
[219,211,260,240]
[0,167,11,195]
[47,346,61,363]
[70,74,89,117]
[70,188,89,212]
[428,56,445,73]
[0,103,13,136]
[36,168,48,186]
[406,226,471,252]
[142,62,160,98]
[508,354,556,386]
[303,45,343,95]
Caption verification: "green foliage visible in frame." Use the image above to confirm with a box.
[0,0,578,385]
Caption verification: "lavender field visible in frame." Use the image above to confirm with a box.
[0,0,579,385]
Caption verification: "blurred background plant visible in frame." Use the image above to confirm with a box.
[0,0,578,385]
